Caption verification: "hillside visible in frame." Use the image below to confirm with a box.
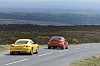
[0,24,100,44]
[0,13,100,25]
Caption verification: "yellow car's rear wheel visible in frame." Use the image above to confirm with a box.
[34,50,38,54]
[10,52,15,55]
[29,48,33,55]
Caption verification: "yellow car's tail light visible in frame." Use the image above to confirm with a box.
[26,45,30,48]
[11,45,14,47]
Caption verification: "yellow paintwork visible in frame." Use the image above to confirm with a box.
[10,39,39,55]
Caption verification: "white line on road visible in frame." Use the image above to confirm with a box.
[59,50,68,52]
[73,48,80,50]
[5,59,28,66]
[38,52,53,57]
[84,47,90,49]
[92,46,97,48]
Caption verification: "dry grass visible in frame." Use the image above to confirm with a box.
[0,25,100,44]
[0,45,10,53]
[68,53,100,66]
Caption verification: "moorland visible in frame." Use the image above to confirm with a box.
[0,24,100,45]
[0,12,100,45]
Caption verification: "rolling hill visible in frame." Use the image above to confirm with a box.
[0,12,100,25]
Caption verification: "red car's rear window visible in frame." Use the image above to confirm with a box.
[50,37,61,40]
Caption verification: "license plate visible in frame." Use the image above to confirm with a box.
[16,48,21,50]
[53,42,57,43]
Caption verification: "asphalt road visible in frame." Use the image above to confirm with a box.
[0,43,100,66]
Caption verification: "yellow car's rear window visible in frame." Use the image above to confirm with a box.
[16,41,28,44]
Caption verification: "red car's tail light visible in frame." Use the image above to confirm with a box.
[48,42,51,44]
[48,40,51,44]
[58,41,63,44]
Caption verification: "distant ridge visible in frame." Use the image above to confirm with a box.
[0,12,100,25]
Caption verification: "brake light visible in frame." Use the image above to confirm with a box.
[26,46,30,48]
[48,40,51,44]
[59,41,63,44]
[11,44,14,47]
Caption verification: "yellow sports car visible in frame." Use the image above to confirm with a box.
[10,39,39,55]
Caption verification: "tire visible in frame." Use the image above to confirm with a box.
[35,47,39,54]
[48,46,51,49]
[10,52,14,55]
[29,48,33,55]
[34,49,38,54]
[66,46,68,49]
[61,46,65,50]
[35,50,38,54]
[53,47,55,49]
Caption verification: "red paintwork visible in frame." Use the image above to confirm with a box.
[48,36,68,49]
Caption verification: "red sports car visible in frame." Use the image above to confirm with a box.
[48,36,68,49]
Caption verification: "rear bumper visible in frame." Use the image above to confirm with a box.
[10,48,31,53]
[48,44,64,47]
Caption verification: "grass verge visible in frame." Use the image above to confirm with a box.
[69,54,100,66]
[0,45,10,53]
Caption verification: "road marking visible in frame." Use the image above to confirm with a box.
[59,50,68,52]
[38,52,52,57]
[92,46,97,48]
[84,47,90,49]
[5,59,28,66]
[73,48,80,50]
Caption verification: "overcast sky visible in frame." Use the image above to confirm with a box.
[0,0,100,8]
[0,0,100,2]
